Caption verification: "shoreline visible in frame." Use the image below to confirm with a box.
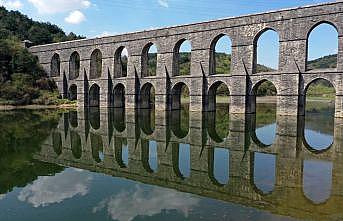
[0,96,333,111]
[0,104,77,111]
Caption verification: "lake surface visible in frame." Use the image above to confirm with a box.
[0,103,342,221]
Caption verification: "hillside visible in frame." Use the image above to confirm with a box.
[308,54,337,70]
[0,6,84,45]
[0,7,83,105]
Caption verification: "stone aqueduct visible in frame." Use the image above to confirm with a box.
[29,2,343,116]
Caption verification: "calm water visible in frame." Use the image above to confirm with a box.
[0,102,342,221]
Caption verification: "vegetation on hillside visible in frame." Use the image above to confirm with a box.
[0,7,83,105]
[307,54,337,70]
[0,6,84,45]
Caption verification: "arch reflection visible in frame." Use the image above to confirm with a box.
[170,106,189,139]
[141,140,158,173]
[114,137,128,168]
[172,143,190,179]
[90,133,104,163]
[252,152,276,195]
[209,147,229,185]
[303,160,332,204]
[71,131,82,159]
[206,105,230,143]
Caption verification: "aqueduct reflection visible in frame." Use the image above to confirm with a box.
[36,107,343,221]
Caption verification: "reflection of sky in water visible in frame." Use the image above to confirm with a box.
[304,129,333,150]
[17,168,93,208]
[122,144,129,166]
[92,185,199,221]
[303,160,332,204]
[305,110,334,150]
[148,140,158,172]
[0,166,298,221]
[213,148,229,184]
[99,151,105,162]
[254,153,276,194]
[179,143,191,178]
[255,123,277,146]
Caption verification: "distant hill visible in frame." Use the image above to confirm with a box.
[307,54,337,70]
[0,6,84,45]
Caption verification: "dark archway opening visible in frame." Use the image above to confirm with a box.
[50,53,60,77]
[89,84,100,107]
[90,49,102,79]
[112,83,125,108]
[68,84,77,101]
[140,83,155,109]
[69,51,80,80]
[69,111,78,128]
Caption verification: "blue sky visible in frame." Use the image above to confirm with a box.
[0,0,339,67]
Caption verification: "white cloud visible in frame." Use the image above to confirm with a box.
[28,0,91,14]
[95,31,117,38]
[157,0,168,8]
[65,10,86,24]
[92,185,199,221]
[0,0,23,10]
[18,168,92,208]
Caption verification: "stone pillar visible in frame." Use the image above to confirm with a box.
[126,54,140,109]
[335,90,343,118]
[189,41,209,112]
[278,34,307,116]
[154,50,172,111]
[337,36,343,72]
[99,52,112,108]
[78,58,89,108]
[277,73,302,116]
[230,29,253,114]
[229,150,252,196]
